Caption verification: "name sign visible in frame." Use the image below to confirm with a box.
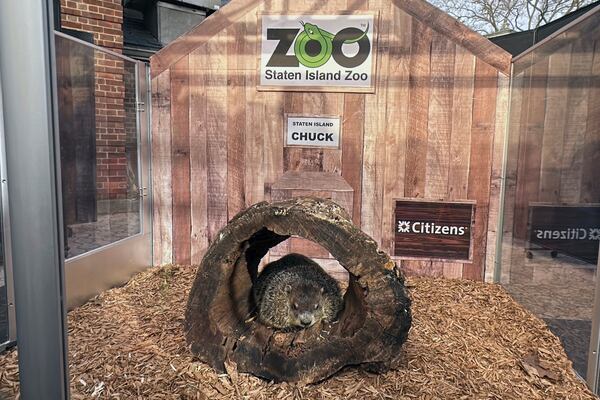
[259,14,376,91]
[394,200,475,261]
[528,204,600,264]
[285,116,341,148]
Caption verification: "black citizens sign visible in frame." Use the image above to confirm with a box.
[394,200,475,261]
[528,204,600,264]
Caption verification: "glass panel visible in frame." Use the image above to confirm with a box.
[55,35,141,259]
[501,11,600,382]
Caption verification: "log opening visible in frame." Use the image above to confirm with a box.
[185,197,412,383]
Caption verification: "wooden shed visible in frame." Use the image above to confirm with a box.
[150,0,511,281]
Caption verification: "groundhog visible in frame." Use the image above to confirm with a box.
[252,253,343,330]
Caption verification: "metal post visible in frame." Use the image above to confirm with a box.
[492,63,514,284]
[0,0,69,399]
[587,244,600,394]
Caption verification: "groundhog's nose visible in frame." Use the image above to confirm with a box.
[299,314,313,326]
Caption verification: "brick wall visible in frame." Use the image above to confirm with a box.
[95,54,128,200]
[60,0,123,50]
[60,0,129,201]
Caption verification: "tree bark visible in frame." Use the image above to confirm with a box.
[185,197,412,384]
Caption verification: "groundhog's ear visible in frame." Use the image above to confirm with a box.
[284,284,292,293]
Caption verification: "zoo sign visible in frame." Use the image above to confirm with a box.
[259,14,376,91]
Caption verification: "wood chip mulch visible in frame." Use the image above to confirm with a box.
[0,264,597,399]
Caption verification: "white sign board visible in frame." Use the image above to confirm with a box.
[259,14,376,91]
[285,116,341,148]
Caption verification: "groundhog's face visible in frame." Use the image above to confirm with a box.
[285,284,325,328]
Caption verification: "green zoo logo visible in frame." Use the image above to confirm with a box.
[266,21,371,69]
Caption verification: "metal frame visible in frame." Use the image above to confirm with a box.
[588,244,600,393]
[147,63,155,266]
[0,0,70,398]
[55,30,139,63]
[0,68,17,353]
[138,62,152,234]
[56,32,153,309]
[492,63,514,284]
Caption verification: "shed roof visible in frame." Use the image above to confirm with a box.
[489,0,600,56]
[150,0,512,78]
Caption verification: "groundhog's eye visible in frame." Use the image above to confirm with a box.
[313,304,319,310]
[293,303,298,310]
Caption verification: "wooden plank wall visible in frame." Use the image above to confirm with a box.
[503,36,600,282]
[151,70,173,266]
[150,1,510,281]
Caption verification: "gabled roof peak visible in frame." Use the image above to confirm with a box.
[151,0,511,78]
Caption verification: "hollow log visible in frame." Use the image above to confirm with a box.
[185,197,412,384]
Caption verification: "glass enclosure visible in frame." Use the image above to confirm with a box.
[54,32,151,309]
[55,34,142,260]
[499,9,600,385]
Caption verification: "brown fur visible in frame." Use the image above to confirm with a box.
[253,253,343,329]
